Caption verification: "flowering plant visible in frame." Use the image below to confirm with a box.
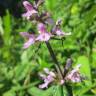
[20,0,82,96]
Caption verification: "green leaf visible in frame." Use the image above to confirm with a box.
[14,63,32,81]
[74,55,92,96]
[3,90,16,96]
[84,5,96,26]
[0,83,4,89]
[27,87,44,96]
[27,85,66,96]
[71,3,80,15]
[45,0,56,11]
[3,10,12,45]
[76,56,91,83]
[73,82,96,96]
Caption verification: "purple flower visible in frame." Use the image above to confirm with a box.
[36,23,52,41]
[37,23,46,33]
[20,23,52,49]
[20,32,35,49]
[39,68,56,89]
[36,32,52,41]
[22,1,38,20]
[55,29,71,36]
[52,19,71,37]
[65,64,81,83]
[39,75,54,89]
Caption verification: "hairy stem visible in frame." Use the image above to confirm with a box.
[45,41,63,79]
[65,83,73,96]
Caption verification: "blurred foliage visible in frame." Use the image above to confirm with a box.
[0,0,96,96]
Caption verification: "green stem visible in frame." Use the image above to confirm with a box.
[60,85,64,96]
[45,41,63,79]
[65,83,73,96]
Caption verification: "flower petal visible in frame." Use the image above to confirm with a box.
[22,10,38,20]
[39,82,49,89]
[23,1,33,11]
[65,64,81,83]
[20,32,35,38]
[55,29,71,36]
[22,1,38,20]
[23,38,35,49]
[36,33,51,41]
[56,29,64,36]
[45,18,54,25]
[20,32,30,38]
[37,23,46,33]
[39,75,54,89]
[39,68,55,89]
[46,75,54,82]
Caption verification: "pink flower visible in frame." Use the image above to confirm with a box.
[36,32,52,41]
[39,75,54,88]
[39,68,56,89]
[65,64,81,83]
[20,24,52,49]
[22,1,38,20]
[36,23,52,41]
[52,19,71,37]
[37,23,46,33]
[55,29,71,36]
[20,32,35,49]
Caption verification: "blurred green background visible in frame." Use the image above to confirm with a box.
[0,0,96,96]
